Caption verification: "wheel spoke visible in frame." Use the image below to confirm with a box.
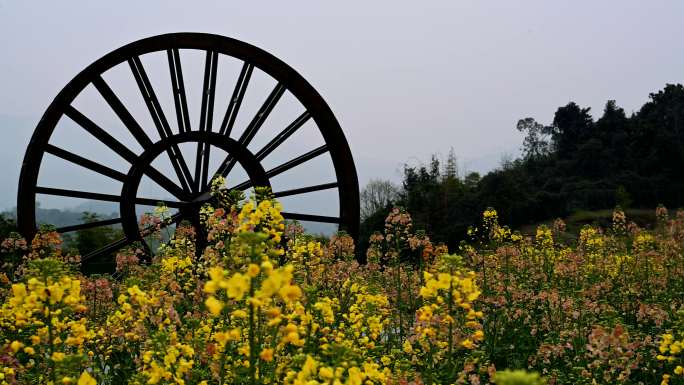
[218,62,253,137]
[64,106,189,201]
[167,49,192,133]
[37,186,121,203]
[214,157,234,180]
[81,237,132,262]
[199,142,212,193]
[265,145,329,179]
[129,56,194,193]
[57,217,122,233]
[238,82,286,149]
[228,179,253,191]
[36,186,186,208]
[45,143,127,182]
[144,167,192,202]
[281,212,340,224]
[64,106,139,163]
[224,146,329,191]
[273,182,338,198]
[129,56,174,139]
[92,76,154,148]
[134,197,186,208]
[214,83,286,178]
[195,50,218,193]
[255,111,311,161]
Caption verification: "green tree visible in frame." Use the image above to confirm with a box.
[0,213,17,240]
[517,117,552,160]
[71,212,123,273]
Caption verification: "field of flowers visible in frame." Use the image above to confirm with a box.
[0,184,683,384]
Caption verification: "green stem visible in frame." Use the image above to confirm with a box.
[45,278,56,383]
[396,265,403,342]
[447,267,454,359]
[248,246,258,385]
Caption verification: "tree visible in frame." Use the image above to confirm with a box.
[516,117,552,160]
[464,172,481,189]
[550,102,593,158]
[360,179,399,220]
[0,213,17,240]
[71,212,124,274]
[443,147,459,181]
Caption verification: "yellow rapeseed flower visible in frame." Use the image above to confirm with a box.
[279,284,302,303]
[77,371,96,385]
[402,340,413,353]
[226,273,250,300]
[9,340,22,353]
[259,348,274,362]
[205,296,224,316]
[319,366,334,380]
[247,264,260,277]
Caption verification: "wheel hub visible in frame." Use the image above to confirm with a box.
[120,131,270,245]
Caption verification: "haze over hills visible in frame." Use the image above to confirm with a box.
[0,113,512,237]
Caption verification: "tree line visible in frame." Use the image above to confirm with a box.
[359,83,684,252]
[2,84,683,257]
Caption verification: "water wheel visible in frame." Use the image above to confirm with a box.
[17,33,359,270]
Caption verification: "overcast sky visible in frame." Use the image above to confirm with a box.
[1,0,683,219]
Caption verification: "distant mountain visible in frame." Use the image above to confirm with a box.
[71,201,119,217]
[300,221,337,237]
[3,206,117,228]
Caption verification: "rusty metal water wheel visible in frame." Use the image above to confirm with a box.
[17,33,359,271]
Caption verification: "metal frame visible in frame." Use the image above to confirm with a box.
[17,33,359,267]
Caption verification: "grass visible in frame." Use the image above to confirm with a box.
[519,208,656,241]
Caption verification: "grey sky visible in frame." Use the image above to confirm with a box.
[1,0,683,218]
